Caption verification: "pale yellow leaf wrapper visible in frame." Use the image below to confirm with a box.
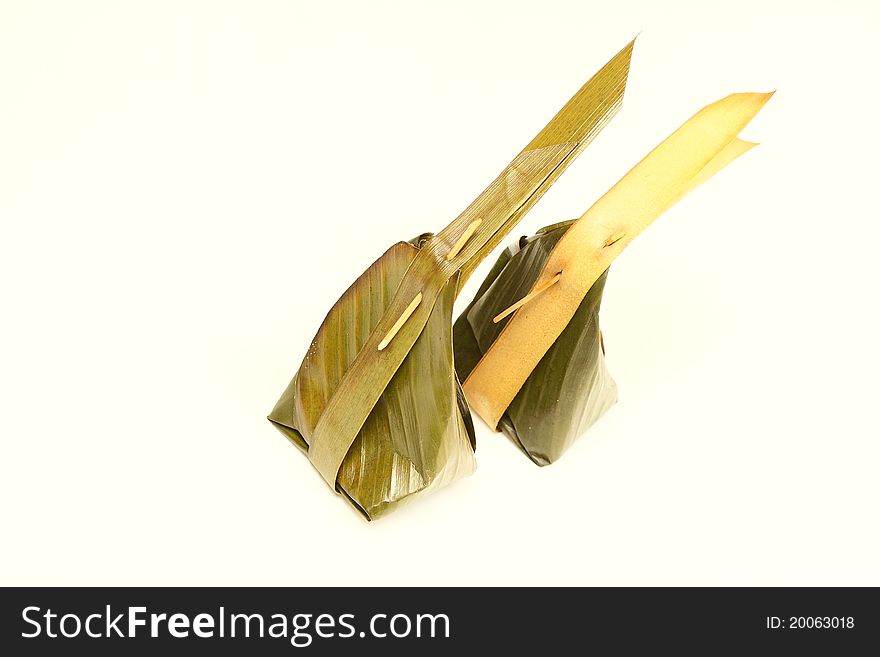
[463,92,773,429]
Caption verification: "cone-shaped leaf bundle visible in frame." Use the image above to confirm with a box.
[457,92,772,464]
[269,41,635,518]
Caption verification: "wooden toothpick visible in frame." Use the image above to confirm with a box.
[603,231,627,248]
[378,293,423,350]
[445,218,483,261]
[492,273,562,324]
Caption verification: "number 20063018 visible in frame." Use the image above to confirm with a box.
[766,616,854,630]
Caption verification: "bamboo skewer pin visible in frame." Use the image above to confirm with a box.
[445,219,483,261]
[603,231,626,248]
[492,273,562,324]
[378,293,423,350]
[377,215,483,353]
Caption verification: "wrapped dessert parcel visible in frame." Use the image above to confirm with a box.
[455,92,772,465]
[269,41,635,518]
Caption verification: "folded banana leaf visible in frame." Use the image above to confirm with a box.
[454,220,616,465]
[269,40,635,519]
[456,92,772,465]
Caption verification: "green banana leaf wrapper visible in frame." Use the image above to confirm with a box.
[269,235,476,520]
[268,39,634,519]
[454,220,618,465]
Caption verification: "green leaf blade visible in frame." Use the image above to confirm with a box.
[270,242,475,519]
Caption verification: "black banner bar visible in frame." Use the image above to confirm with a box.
[1,587,877,654]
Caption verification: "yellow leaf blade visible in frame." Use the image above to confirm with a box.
[463,92,772,429]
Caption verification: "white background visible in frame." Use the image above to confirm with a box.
[2,1,878,586]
